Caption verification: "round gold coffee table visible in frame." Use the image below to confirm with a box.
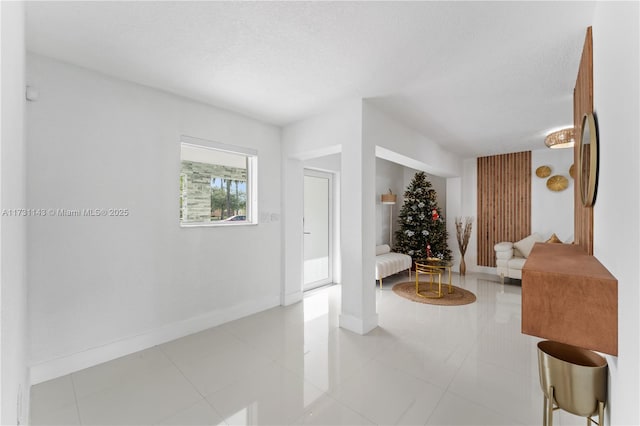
[414,260,444,299]
[416,258,454,294]
[425,258,453,294]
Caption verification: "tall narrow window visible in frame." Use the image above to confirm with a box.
[179,136,257,226]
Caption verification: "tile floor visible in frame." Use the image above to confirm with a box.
[30,273,588,425]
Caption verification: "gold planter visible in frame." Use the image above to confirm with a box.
[537,340,608,426]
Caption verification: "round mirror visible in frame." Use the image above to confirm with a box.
[578,112,598,207]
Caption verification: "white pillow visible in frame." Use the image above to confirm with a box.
[375,244,391,255]
[513,233,542,258]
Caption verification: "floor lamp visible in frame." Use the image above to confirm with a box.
[381,191,397,246]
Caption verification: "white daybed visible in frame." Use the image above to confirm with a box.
[375,244,412,288]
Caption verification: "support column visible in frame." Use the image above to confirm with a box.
[1,2,30,424]
[281,157,304,306]
[339,124,378,334]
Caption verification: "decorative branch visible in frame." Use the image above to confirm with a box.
[455,216,474,256]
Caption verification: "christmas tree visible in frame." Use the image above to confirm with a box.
[394,172,452,261]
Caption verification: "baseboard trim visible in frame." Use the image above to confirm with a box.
[473,265,497,275]
[283,290,303,306]
[30,296,280,385]
[339,312,379,335]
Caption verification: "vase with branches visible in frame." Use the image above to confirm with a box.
[455,216,473,275]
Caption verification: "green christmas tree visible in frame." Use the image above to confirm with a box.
[394,172,452,261]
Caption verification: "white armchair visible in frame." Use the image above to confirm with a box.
[494,233,543,282]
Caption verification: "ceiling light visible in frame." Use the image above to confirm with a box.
[545,128,575,149]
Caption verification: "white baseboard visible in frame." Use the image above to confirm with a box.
[339,312,379,335]
[30,296,280,385]
[473,265,497,275]
[283,290,303,306]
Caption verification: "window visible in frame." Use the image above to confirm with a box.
[179,136,257,226]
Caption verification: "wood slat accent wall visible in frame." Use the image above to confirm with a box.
[574,27,594,255]
[477,151,531,267]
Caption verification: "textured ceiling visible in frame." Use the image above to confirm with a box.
[25,1,596,157]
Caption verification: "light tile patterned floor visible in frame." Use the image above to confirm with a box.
[30,273,589,425]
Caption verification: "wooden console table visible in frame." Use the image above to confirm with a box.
[522,243,618,356]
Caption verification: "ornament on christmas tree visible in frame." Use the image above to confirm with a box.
[394,171,452,261]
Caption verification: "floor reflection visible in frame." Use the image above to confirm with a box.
[31,272,547,425]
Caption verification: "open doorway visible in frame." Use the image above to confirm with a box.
[303,169,333,291]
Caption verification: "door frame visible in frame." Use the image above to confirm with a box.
[303,169,334,291]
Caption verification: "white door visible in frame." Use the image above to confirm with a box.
[303,170,333,290]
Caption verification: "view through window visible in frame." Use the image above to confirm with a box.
[180,137,256,225]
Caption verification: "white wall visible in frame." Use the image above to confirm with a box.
[1,2,30,424]
[303,153,340,172]
[281,157,304,305]
[446,172,483,286]
[283,99,379,334]
[363,101,462,178]
[281,100,360,306]
[446,176,463,272]
[531,148,574,242]
[458,158,490,274]
[375,158,404,247]
[26,54,282,383]
[282,100,358,160]
[592,3,640,424]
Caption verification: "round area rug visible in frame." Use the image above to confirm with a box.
[392,281,476,306]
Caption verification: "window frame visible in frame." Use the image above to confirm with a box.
[179,135,258,227]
